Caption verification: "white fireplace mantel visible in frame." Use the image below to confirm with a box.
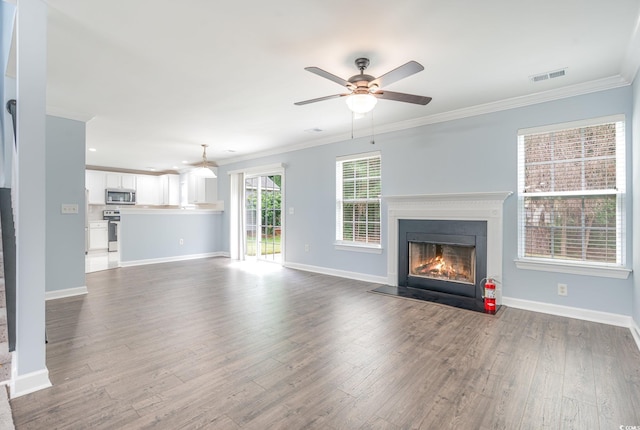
[385,192,512,302]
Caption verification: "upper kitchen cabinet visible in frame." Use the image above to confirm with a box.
[106,172,137,189]
[122,174,137,189]
[160,174,180,206]
[136,174,161,205]
[186,171,217,204]
[86,170,106,204]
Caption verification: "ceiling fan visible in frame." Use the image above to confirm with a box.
[294,57,432,114]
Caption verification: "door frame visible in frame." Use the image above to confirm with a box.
[231,163,285,263]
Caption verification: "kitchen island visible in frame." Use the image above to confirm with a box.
[118,204,226,266]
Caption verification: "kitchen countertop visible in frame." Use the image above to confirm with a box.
[119,203,224,214]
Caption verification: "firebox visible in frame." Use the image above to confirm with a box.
[398,219,487,310]
[409,242,476,285]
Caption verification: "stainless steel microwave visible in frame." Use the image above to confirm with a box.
[105,188,136,205]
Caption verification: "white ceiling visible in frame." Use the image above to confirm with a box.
[37,0,640,172]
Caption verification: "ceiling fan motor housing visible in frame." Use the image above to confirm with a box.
[349,58,376,92]
[348,74,375,91]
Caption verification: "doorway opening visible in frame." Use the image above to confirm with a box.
[245,174,282,262]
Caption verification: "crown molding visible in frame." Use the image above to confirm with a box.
[378,75,630,133]
[216,131,353,166]
[217,75,631,167]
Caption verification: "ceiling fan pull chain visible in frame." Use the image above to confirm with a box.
[351,112,354,140]
[370,110,376,145]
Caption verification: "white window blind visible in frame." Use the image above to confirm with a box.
[517,115,625,266]
[336,152,381,246]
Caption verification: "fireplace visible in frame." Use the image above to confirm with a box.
[378,192,512,313]
[398,220,487,308]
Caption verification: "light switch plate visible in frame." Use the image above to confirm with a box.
[61,204,79,214]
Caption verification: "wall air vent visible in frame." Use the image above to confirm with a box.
[530,68,567,83]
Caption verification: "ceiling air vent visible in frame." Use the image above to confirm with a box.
[532,74,549,82]
[530,68,567,83]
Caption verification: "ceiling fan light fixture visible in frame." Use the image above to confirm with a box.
[346,93,377,114]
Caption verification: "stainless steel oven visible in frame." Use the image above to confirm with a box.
[103,209,120,252]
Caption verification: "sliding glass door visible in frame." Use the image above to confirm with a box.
[245,174,282,262]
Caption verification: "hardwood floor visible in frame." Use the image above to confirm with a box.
[10,257,640,429]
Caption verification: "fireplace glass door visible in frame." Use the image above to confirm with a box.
[409,242,476,285]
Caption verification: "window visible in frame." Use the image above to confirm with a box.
[336,152,381,249]
[517,115,625,268]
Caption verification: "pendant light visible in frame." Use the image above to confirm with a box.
[193,144,216,178]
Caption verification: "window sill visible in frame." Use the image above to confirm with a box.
[514,258,632,279]
[335,242,383,254]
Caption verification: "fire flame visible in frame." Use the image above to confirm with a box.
[414,256,459,279]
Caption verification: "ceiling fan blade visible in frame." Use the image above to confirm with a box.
[370,61,424,88]
[375,90,432,105]
[294,93,349,106]
[304,67,354,88]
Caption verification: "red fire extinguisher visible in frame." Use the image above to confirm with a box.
[484,277,496,314]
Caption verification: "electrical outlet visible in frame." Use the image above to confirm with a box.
[289,207,294,215]
[179,238,184,245]
[304,244,310,252]
[61,203,79,214]
[557,283,568,296]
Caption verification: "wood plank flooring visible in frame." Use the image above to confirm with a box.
[10,257,640,429]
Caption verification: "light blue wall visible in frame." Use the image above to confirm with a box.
[218,86,634,316]
[119,212,223,262]
[45,115,86,293]
[632,76,640,328]
[14,0,48,387]
[1,2,16,187]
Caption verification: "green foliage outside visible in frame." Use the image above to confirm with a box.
[245,175,282,256]
[245,234,281,256]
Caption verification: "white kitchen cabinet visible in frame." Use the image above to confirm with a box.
[121,174,137,189]
[105,173,120,189]
[187,174,205,204]
[106,172,137,190]
[186,171,217,204]
[86,170,106,204]
[160,174,180,205]
[136,174,161,205]
[88,221,108,250]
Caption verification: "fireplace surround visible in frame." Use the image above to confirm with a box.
[380,192,512,311]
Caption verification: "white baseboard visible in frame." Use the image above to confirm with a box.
[502,296,633,327]
[45,286,88,301]
[10,362,51,399]
[631,321,640,352]
[120,251,228,268]
[283,261,387,285]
